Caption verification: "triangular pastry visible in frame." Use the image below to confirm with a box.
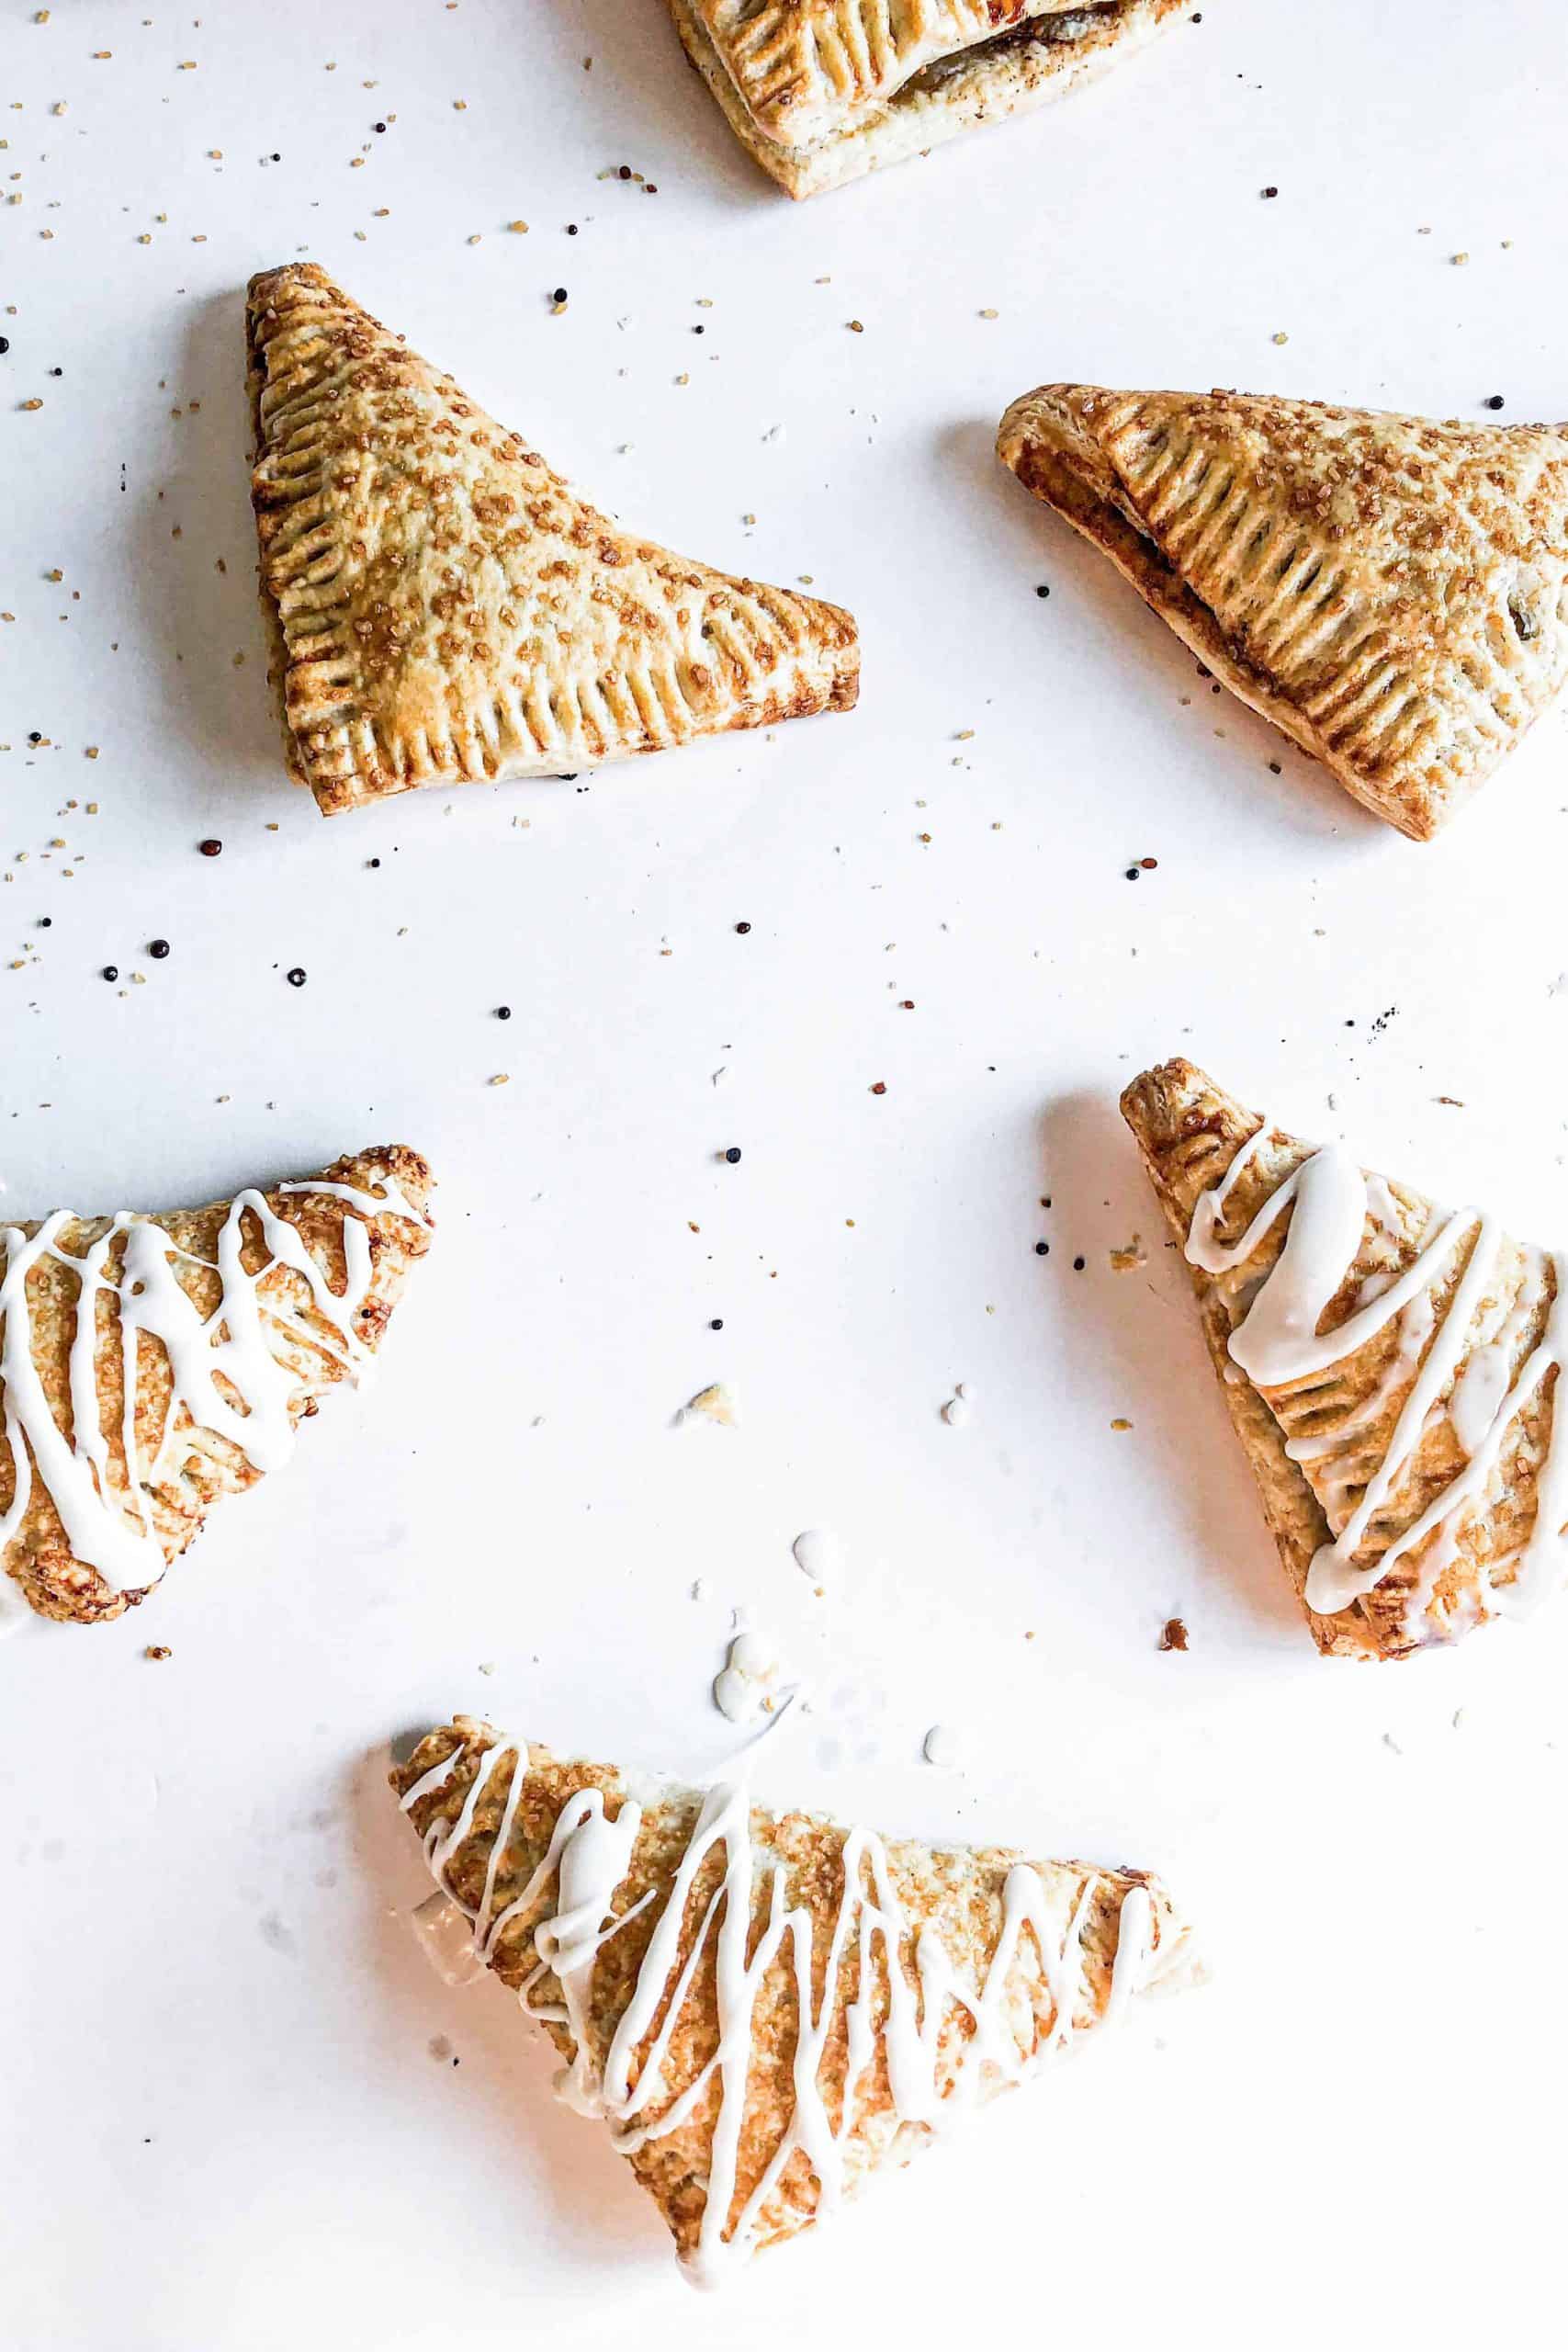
[0,1147,433,1625]
[1122,1058,1568,1658]
[669,0,1187,198]
[392,1716,1201,2277]
[247,264,859,814]
[998,384,1568,839]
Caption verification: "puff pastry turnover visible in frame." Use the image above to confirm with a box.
[247,264,859,813]
[0,1147,433,1624]
[1123,1058,1568,1658]
[668,0,1187,198]
[998,385,1568,839]
[393,1717,1200,2277]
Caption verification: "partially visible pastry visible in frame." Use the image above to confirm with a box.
[391,1717,1201,2277]
[998,385,1568,839]
[1123,1058,1568,1656]
[0,1147,433,1624]
[668,1,1188,198]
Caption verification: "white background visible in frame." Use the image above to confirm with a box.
[5,4,1568,2346]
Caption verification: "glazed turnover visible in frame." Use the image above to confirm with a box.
[393,1717,1201,2275]
[0,1148,432,1623]
[1124,1060,1568,1657]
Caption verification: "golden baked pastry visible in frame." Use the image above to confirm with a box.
[667,0,1187,197]
[998,384,1568,839]
[247,264,859,814]
[392,1716,1201,2277]
[1123,1058,1568,1657]
[0,1148,433,1625]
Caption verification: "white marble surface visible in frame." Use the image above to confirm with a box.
[4,4,1567,2345]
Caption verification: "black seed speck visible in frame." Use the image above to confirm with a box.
[1124,865,1140,880]
[102,966,118,981]
[552,287,568,304]
[38,916,51,928]
[734,921,751,933]
[28,731,41,744]
[374,120,387,132]
[149,938,170,959]
[367,856,380,868]
[287,967,307,988]
[566,223,578,235]
[709,1317,724,1330]
[724,1147,742,1164]
[0,338,10,356]
[1035,583,1050,598]
[1072,1255,1086,1272]
[1035,1240,1049,1256]
[495,1005,512,1020]
[1262,186,1278,198]
[693,323,704,334]
[1485,393,1506,410]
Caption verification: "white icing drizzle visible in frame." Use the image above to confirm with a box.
[0,1172,426,1607]
[402,1737,1173,2282]
[1186,1127,1568,1630]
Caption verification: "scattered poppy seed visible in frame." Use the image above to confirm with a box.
[724,1146,742,1164]
[149,938,170,958]
[368,856,381,867]
[1261,185,1278,198]
[1035,583,1050,598]
[495,1005,512,1019]
[1072,1255,1086,1272]
[1485,393,1505,410]
[552,286,568,303]
[198,837,221,857]
[374,120,386,131]
[1124,865,1140,880]
[101,966,118,981]
[1034,1240,1048,1256]
[734,920,751,933]
[709,1317,723,1330]
[286,967,307,987]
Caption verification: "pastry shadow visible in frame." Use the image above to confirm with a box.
[935,413,1380,852]
[559,0,780,209]
[345,1740,668,2273]
[1038,1085,1308,1650]
[128,288,290,806]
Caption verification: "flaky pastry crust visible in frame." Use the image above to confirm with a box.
[246,265,858,811]
[998,385,1568,839]
[668,1,1186,198]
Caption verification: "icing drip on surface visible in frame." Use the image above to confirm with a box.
[1185,1129,1568,1631]
[402,1738,1172,2283]
[0,1173,426,1607]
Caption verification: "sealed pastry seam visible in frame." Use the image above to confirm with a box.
[246,263,859,813]
[0,1147,433,1624]
[1122,1058,1568,1657]
[668,0,1186,197]
[998,384,1568,840]
[392,1718,1201,2276]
